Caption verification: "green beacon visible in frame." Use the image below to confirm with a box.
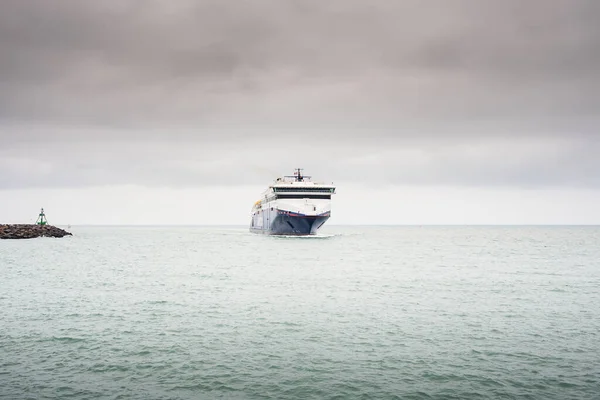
[36,208,48,226]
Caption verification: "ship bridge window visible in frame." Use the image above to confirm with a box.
[275,194,331,200]
[274,187,333,193]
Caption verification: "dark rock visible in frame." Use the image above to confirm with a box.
[0,224,73,240]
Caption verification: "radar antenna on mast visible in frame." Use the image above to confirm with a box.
[285,168,311,182]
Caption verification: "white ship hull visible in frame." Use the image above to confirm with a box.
[250,201,331,235]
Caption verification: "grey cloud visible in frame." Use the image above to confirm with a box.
[1,0,599,189]
[1,0,599,125]
[1,131,600,190]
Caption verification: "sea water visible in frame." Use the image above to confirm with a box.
[1,226,599,399]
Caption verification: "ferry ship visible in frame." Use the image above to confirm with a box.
[250,169,336,235]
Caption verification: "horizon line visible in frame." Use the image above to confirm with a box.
[27,224,600,227]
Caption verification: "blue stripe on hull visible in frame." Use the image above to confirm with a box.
[250,214,330,235]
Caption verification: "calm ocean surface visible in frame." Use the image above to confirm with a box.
[1,226,599,399]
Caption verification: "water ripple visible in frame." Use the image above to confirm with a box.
[1,226,600,399]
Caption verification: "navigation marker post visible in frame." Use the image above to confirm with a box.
[36,208,48,226]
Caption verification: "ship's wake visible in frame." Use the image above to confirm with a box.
[272,233,341,239]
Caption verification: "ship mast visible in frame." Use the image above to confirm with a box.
[285,168,311,182]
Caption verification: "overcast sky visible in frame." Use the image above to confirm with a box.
[1,0,599,225]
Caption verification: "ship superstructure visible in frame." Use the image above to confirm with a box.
[250,169,336,235]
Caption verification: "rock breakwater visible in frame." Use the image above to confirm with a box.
[0,224,72,239]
